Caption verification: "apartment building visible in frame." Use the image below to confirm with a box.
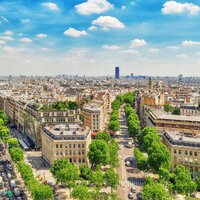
[180,103,200,116]
[24,102,82,148]
[143,107,200,134]
[41,124,91,165]
[163,130,200,177]
[82,104,103,132]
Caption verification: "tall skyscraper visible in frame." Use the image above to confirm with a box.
[115,66,120,79]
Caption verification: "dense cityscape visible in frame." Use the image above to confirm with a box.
[0,70,200,200]
[1,0,200,200]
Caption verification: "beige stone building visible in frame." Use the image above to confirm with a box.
[82,104,103,132]
[163,130,200,177]
[143,107,200,134]
[41,124,91,165]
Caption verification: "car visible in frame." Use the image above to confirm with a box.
[0,166,4,172]
[128,192,134,199]
[1,191,6,197]
[7,173,12,179]
[16,197,22,200]
[137,192,143,200]
[125,161,131,167]
[9,180,17,188]
[131,186,136,193]
[14,188,21,197]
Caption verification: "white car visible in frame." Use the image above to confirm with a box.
[131,186,136,193]
[125,161,131,167]
[128,192,134,199]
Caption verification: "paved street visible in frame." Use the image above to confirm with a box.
[116,106,144,200]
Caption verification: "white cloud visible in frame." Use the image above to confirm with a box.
[182,40,200,46]
[102,45,120,50]
[42,2,59,11]
[1,46,14,54]
[167,46,179,50]
[120,49,139,55]
[130,39,147,48]
[64,28,88,37]
[92,16,125,30]
[121,5,127,10]
[0,16,9,23]
[148,48,159,53]
[162,1,200,15]
[0,40,6,44]
[41,48,49,51]
[88,26,98,31]
[36,33,47,38]
[0,36,14,41]
[196,52,200,56]
[20,38,33,43]
[21,19,30,24]
[4,31,13,35]
[177,54,188,58]
[75,0,113,15]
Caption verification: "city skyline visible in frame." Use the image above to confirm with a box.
[0,0,200,76]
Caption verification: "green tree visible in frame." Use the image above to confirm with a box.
[8,138,19,149]
[128,120,141,136]
[59,163,79,188]
[143,130,160,151]
[51,159,79,187]
[108,139,119,168]
[0,126,10,143]
[71,184,90,200]
[147,142,171,171]
[33,184,53,200]
[172,107,180,115]
[158,167,171,183]
[195,171,200,191]
[0,118,4,126]
[88,140,110,168]
[89,170,105,193]
[0,111,9,125]
[10,147,24,162]
[105,169,119,194]
[172,165,196,196]
[80,164,92,180]
[164,104,173,112]
[68,101,78,110]
[96,131,111,143]
[50,159,68,180]
[143,177,170,200]
[134,148,148,170]
[108,120,120,131]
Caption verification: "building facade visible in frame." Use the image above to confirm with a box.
[163,130,200,177]
[41,124,91,165]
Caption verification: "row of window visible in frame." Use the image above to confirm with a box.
[174,149,198,156]
[56,143,85,148]
[56,150,85,156]
[44,117,76,123]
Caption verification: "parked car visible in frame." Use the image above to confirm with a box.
[0,176,3,189]
[128,192,134,199]
[131,186,136,193]
[137,192,143,200]
[14,188,21,197]
[9,179,17,188]
[0,191,6,197]
[125,161,131,167]
[7,172,12,179]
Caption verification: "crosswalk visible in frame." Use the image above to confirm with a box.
[120,180,144,188]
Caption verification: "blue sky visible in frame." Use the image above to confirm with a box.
[0,0,200,76]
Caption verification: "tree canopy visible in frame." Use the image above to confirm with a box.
[172,165,196,196]
[143,177,170,200]
[88,140,110,168]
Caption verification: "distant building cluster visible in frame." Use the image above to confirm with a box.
[0,76,132,166]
